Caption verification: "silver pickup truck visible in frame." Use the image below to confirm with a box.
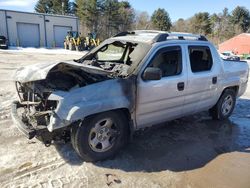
[12,31,249,161]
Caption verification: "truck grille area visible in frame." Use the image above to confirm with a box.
[15,81,58,128]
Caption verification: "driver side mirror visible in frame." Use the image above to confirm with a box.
[142,67,162,80]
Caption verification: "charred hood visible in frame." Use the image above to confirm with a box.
[14,61,113,83]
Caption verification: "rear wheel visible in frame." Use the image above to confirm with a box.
[71,111,129,162]
[210,89,236,120]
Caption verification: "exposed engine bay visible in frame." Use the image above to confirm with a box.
[15,63,107,133]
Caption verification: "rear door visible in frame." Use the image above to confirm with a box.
[136,45,187,128]
[182,45,220,115]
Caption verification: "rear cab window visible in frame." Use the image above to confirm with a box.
[188,46,213,73]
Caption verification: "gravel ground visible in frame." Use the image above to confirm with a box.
[0,49,249,188]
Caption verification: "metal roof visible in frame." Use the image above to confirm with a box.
[0,9,78,19]
[219,33,250,55]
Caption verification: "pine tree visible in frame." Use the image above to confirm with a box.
[35,0,53,14]
[47,0,70,15]
[189,12,211,35]
[103,0,120,36]
[231,6,250,32]
[117,1,135,32]
[151,8,172,31]
[76,0,135,39]
[35,0,72,15]
[76,0,103,32]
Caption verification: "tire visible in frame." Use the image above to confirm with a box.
[75,46,79,51]
[71,111,129,162]
[210,89,236,120]
[69,43,75,51]
[64,43,69,50]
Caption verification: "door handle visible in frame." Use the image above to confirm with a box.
[212,77,217,84]
[177,82,185,91]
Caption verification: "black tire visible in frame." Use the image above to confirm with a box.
[210,89,236,120]
[71,111,129,162]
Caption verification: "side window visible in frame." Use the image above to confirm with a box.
[188,46,213,72]
[149,46,182,77]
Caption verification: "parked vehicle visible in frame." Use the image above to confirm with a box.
[220,51,240,61]
[243,56,250,68]
[0,36,8,49]
[245,56,250,64]
[12,31,249,161]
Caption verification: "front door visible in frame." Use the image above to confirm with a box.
[136,45,187,128]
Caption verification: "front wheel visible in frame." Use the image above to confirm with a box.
[210,89,236,120]
[71,111,129,162]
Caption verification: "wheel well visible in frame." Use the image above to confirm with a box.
[116,108,131,121]
[109,108,133,136]
[223,86,239,95]
[210,85,238,118]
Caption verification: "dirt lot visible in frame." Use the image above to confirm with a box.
[0,49,250,188]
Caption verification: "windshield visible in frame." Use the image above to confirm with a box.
[97,44,125,61]
[79,40,151,77]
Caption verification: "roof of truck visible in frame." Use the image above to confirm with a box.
[110,30,208,44]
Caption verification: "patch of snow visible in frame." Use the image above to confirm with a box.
[0,46,87,55]
[244,83,250,99]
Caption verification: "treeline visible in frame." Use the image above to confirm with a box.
[75,0,135,40]
[35,0,171,39]
[172,7,250,45]
[35,0,250,44]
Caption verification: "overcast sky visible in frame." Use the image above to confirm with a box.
[1,0,250,21]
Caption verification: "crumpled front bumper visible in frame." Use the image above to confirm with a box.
[11,101,37,139]
[11,101,68,144]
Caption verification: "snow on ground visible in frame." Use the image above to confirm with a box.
[0,46,87,55]
[245,83,250,98]
[243,62,250,98]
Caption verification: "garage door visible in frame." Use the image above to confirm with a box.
[54,26,72,48]
[17,23,40,47]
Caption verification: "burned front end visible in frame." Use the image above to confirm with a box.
[12,62,106,145]
[11,39,151,146]
[13,81,60,144]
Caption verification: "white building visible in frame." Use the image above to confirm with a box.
[0,9,79,48]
